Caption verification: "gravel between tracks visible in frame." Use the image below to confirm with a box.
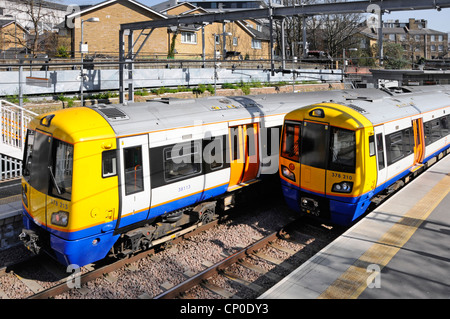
[55,203,296,299]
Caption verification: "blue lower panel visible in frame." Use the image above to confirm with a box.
[280,179,372,226]
[329,198,372,226]
[21,210,119,267]
[50,231,119,267]
[280,181,301,213]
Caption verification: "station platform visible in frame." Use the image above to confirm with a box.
[260,154,450,299]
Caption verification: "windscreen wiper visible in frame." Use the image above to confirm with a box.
[48,166,63,195]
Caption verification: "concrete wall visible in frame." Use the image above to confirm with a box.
[0,201,22,251]
[0,67,342,96]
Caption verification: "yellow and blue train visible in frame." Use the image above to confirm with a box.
[19,85,450,266]
[279,86,450,226]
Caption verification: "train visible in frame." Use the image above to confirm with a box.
[279,85,450,226]
[19,85,449,267]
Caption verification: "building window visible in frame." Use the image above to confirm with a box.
[233,37,238,46]
[438,35,443,42]
[251,39,261,49]
[415,45,420,52]
[430,35,436,42]
[431,45,436,51]
[415,35,421,41]
[400,34,406,41]
[389,34,395,41]
[181,32,197,44]
[438,45,444,52]
[215,35,220,45]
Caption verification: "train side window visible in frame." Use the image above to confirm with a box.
[281,122,300,162]
[22,129,35,180]
[369,135,375,157]
[102,150,117,178]
[431,119,442,143]
[386,131,404,165]
[123,146,144,195]
[424,117,446,145]
[203,136,224,171]
[440,115,449,137]
[164,141,202,182]
[376,133,385,170]
[403,127,414,155]
[386,127,413,166]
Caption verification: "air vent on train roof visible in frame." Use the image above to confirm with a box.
[92,104,129,120]
[346,103,368,114]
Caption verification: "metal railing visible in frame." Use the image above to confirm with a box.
[0,99,37,180]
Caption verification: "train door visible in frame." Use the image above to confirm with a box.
[116,134,151,229]
[241,123,260,183]
[228,123,260,189]
[300,121,328,195]
[374,126,387,187]
[228,125,244,189]
[412,118,425,165]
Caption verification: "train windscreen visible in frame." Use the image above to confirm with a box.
[328,127,356,173]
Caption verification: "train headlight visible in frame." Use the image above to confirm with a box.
[51,211,69,227]
[281,165,296,181]
[332,181,353,194]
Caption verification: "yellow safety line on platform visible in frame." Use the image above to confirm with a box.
[319,173,450,299]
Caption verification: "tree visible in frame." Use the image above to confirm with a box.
[372,42,409,69]
[309,0,363,58]
[273,0,364,60]
[6,0,63,56]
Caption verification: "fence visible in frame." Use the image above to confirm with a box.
[0,99,37,180]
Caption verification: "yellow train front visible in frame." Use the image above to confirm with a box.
[20,108,120,267]
[279,103,376,226]
[279,85,450,226]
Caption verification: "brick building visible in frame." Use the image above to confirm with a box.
[360,18,449,62]
[61,0,271,60]
[63,0,168,57]
[159,1,270,60]
[0,19,28,54]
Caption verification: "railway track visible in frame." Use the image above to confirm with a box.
[1,219,221,299]
[0,180,344,300]
[154,218,343,299]
[0,204,342,299]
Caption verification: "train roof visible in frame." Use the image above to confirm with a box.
[333,85,450,125]
[87,85,450,137]
[87,90,351,137]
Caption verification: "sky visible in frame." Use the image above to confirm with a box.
[58,0,450,33]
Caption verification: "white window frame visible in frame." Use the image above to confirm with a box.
[181,32,197,44]
[251,39,261,49]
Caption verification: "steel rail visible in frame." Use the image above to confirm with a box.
[153,230,280,299]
